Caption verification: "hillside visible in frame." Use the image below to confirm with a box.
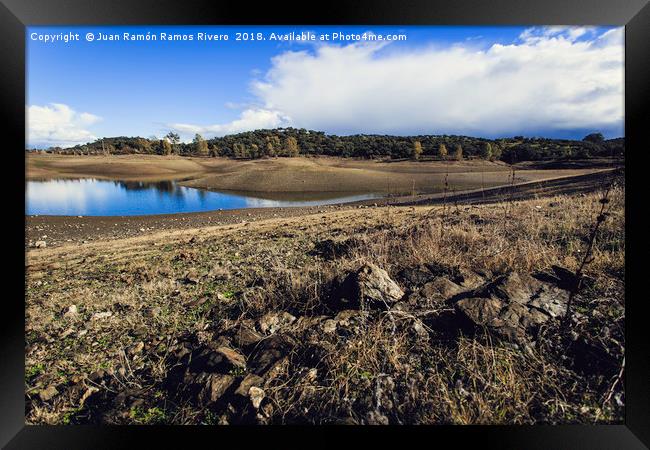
[32,128,624,164]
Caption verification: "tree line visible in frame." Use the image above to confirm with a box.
[35,128,624,163]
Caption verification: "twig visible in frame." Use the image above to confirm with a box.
[563,181,616,324]
[602,356,625,408]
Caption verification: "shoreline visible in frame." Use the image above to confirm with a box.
[26,168,620,249]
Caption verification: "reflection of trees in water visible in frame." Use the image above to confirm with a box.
[115,180,185,197]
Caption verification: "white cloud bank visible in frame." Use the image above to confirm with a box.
[27,103,101,148]
[170,108,290,138]
[176,26,623,138]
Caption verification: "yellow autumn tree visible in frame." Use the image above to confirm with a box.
[285,136,300,157]
[412,141,423,160]
[438,143,448,159]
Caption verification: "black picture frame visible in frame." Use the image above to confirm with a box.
[2,0,648,447]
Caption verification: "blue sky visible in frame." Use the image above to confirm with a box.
[27,25,624,147]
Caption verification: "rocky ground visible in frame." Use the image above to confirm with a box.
[25,174,625,425]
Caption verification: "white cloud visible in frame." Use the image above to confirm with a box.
[27,103,101,148]
[170,108,291,140]
[173,26,623,138]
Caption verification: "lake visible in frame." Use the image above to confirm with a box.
[26,178,382,216]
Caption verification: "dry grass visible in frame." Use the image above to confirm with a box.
[25,182,625,424]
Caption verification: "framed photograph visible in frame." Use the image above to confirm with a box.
[2,0,648,447]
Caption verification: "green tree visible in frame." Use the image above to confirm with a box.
[438,143,448,159]
[193,134,209,156]
[491,142,502,161]
[480,142,493,160]
[161,139,172,156]
[165,131,180,154]
[583,132,605,144]
[412,141,423,160]
[233,143,245,159]
[454,144,463,161]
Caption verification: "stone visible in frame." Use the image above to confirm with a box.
[34,241,47,248]
[366,410,390,425]
[128,341,145,355]
[454,272,570,342]
[258,312,296,335]
[412,319,429,340]
[336,263,404,310]
[234,374,264,397]
[233,323,264,347]
[534,265,594,292]
[263,357,289,383]
[333,310,369,335]
[91,311,112,320]
[142,306,161,318]
[321,319,337,334]
[39,385,59,402]
[204,374,234,404]
[184,269,200,284]
[420,277,463,299]
[455,297,504,325]
[214,346,246,369]
[459,270,486,289]
[398,265,434,288]
[250,335,296,375]
[249,386,265,409]
[63,305,78,317]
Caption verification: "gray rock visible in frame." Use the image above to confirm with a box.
[337,263,404,310]
[321,319,338,334]
[258,311,296,335]
[454,272,570,341]
[249,386,265,409]
[232,323,264,347]
[234,374,264,397]
[398,265,434,288]
[214,346,246,369]
[184,268,200,284]
[366,410,390,425]
[200,373,234,404]
[420,277,463,299]
[39,385,59,402]
[333,310,369,335]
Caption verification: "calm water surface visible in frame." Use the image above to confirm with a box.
[26,178,382,216]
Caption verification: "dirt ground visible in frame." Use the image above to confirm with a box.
[24,172,625,425]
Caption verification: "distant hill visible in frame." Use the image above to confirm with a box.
[31,128,624,163]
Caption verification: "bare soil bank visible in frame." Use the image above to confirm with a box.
[26,153,609,194]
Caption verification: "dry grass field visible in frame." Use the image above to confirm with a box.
[25,175,625,425]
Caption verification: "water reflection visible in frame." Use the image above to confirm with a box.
[26,178,381,216]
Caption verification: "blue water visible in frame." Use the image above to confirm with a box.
[26,178,382,216]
